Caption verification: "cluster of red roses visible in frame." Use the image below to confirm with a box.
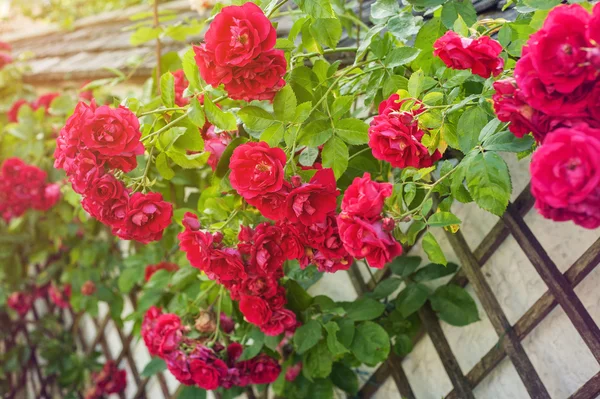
[178,211,297,335]
[0,41,12,70]
[145,261,180,282]
[368,94,443,169]
[7,283,71,317]
[142,306,280,390]
[0,158,61,222]
[492,4,600,229]
[54,101,173,243]
[193,3,286,102]
[434,31,504,79]
[337,173,403,268]
[84,361,127,399]
[7,92,60,123]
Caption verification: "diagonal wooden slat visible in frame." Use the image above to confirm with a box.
[503,204,600,363]
[569,370,600,399]
[446,229,550,399]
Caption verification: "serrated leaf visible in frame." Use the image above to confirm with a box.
[141,358,167,377]
[428,212,461,227]
[310,18,342,49]
[350,321,390,367]
[322,136,348,179]
[346,297,385,321]
[260,123,285,146]
[386,47,421,68]
[408,70,425,98]
[294,320,323,354]
[155,152,175,180]
[422,232,447,265]
[299,147,320,166]
[413,262,459,282]
[331,96,354,119]
[457,107,488,154]
[182,47,202,91]
[483,131,535,153]
[204,97,237,131]
[389,256,421,277]
[324,322,349,355]
[294,0,335,18]
[187,97,205,128]
[335,118,369,145]
[298,120,333,147]
[465,152,512,216]
[303,340,333,379]
[274,85,297,122]
[371,0,400,19]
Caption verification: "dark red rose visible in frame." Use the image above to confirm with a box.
[81,281,96,296]
[202,3,276,67]
[207,248,247,283]
[369,94,442,169]
[145,313,183,357]
[7,291,32,316]
[165,350,194,385]
[230,141,287,199]
[278,221,306,260]
[141,306,162,356]
[172,70,190,106]
[492,78,539,140]
[260,309,297,336]
[7,99,28,123]
[246,181,290,221]
[227,342,244,364]
[115,192,173,243]
[241,275,279,299]
[285,363,302,382]
[247,354,281,384]
[433,31,504,78]
[49,284,71,308]
[246,223,285,277]
[145,262,180,282]
[337,213,403,269]
[286,168,340,226]
[342,172,392,219]
[189,357,227,390]
[526,4,592,94]
[178,212,215,271]
[239,295,272,326]
[220,313,235,333]
[530,123,600,229]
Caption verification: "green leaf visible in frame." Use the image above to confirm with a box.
[239,106,275,131]
[294,320,323,354]
[303,340,333,379]
[408,70,425,98]
[457,107,488,154]
[523,0,561,9]
[478,118,502,142]
[422,92,444,106]
[350,321,390,367]
[322,137,348,179]
[371,278,403,300]
[412,17,446,74]
[167,149,210,169]
[274,85,297,122]
[324,321,349,355]
[371,0,401,19]
[441,0,477,30]
[395,283,430,317]
[178,386,207,399]
[299,147,320,167]
[331,96,354,118]
[413,262,459,282]
[335,118,369,145]
[275,38,296,50]
[310,18,342,49]
[141,358,167,378]
[335,319,355,348]
[389,256,421,277]
[294,0,335,18]
[386,47,421,68]
[465,152,512,216]
[260,123,285,147]
[346,297,386,321]
[118,266,143,293]
[215,137,248,178]
[187,97,205,128]
[155,152,175,180]
[430,285,479,326]
[428,212,461,227]
[388,14,423,42]
[498,25,512,48]
[298,120,333,147]
[239,327,265,361]
[406,0,445,6]
[285,280,313,313]
[422,232,447,265]
[204,97,237,131]
[331,363,358,394]
[160,73,175,108]
[483,131,535,153]
[393,334,413,356]
[182,48,202,91]
[383,75,410,97]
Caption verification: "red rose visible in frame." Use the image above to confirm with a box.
[492,78,539,139]
[247,354,281,384]
[145,261,180,282]
[285,363,302,382]
[205,127,233,171]
[220,312,235,333]
[260,309,297,336]
[189,358,227,390]
[230,141,287,199]
[172,70,190,106]
[286,169,340,226]
[526,4,591,94]
[433,31,504,78]
[342,172,392,219]
[202,3,276,68]
[7,292,32,316]
[589,3,600,48]
[369,94,441,169]
[227,342,244,364]
[587,81,600,123]
[278,221,306,260]
[337,213,403,269]
[241,276,279,299]
[245,223,285,277]
[246,181,290,221]
[49,284,71,308]
[115,192,173,243]
[36,183,61,211]
[149,313,183,356]
[207,248,247,283]
[239,295,272,326]
[7,99,28,123]
[530,123,600,229]
[141,306,162,356]
[81,281,96,296]
[32,93,59,113]
[165,350,194,385]
[178,213,216,272]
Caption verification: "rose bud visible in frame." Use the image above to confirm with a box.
[220,312,235,333]
[382,217,395,232]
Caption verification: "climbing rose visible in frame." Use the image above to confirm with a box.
[172,70,190,106]
[145,262,180,282]
[49,284,71,308]
[229,141,287,199]
[530,123,600,229]
[178,213,215,271]
[342,173,393,219]
[189,358,227,390]
[7,99,28,123]
[492,79,539,140]
[246,354,281,384]
[286,168,340,226]
[369,94,442,169]
[115,192,173,243]
[7,292,32,316]
[32,93,60,113]
[205,127,233,171]
[433,31,504,78]
[239,295,272,326]
[142,310,183,357]
[246,181,290,221]
[337,213,403,268]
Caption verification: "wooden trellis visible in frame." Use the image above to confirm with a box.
[352,183,600,399]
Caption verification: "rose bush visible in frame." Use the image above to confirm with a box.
[2,0,599,397]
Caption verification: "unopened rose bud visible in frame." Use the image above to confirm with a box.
[382,217,395,232]
[195,310,216,333]
[213,231,223,243]
[220,313,235,333]
[291,175,302,188]
[81,281,96,296]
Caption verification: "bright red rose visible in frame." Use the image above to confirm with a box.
[530,123,600,229]
[241,275,279,299]
[205,127,233,171]
[7,99,28,123]
[172,70,190,106]
[178,213,215,271]
[35,183,61,211]
[141,306,162,356]
[165,350,194,385]
[208,248,247,283]
[247,354,281,384]
[230,141,287,199]
[337,213,403,268]
[526,4,591,94]
[433,31,504,78]
[189,358,227,390]
[202,3,276,67]
[369,94,442,169]
[246,223,285,277]
[312,249,353,273]
[49,284,71,308]
[32,93,60,113]
[342,172,392,219]
[589,3,600,46]
[7,291,32,316]
[227,342,244,364]
[239,295,272,326]
[279,221,306,260]
[145,262,180,282]
[115,192,173,243]
[261,309,297,336]
[286,169,340,226]
[492,78,539,140]
[246,181,290,221]
[154,314,183,356]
